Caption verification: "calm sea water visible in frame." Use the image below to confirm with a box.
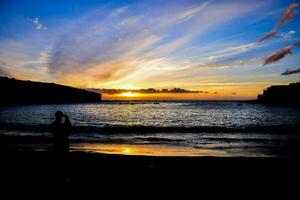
[1,101,300,157]
[1,101,300,127]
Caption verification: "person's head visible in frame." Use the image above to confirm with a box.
[55,111,64,122]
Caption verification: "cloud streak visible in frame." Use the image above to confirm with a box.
[4,0,295,95]
[264,40,300,65]
[276,2,299,27]
[110,6,128,17]
[46,1,262,88]
[281,67,300,75]
[258,2,299,42]
[258,30,278,42]
[264,45,293,65]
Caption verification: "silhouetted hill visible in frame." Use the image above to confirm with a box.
[257,82,300,105]
[0,77,101,105]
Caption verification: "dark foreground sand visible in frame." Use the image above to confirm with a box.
[0,135,299,194]
[1,152,300,196]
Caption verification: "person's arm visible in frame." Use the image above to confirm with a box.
[63,115,72,127]
[49,121,55,131]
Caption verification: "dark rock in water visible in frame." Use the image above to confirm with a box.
[0,76,101,105]
[257,82,300,105]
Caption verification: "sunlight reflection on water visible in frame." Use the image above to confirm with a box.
[71,143,271,157]
[71,144,230,157]
[1,101,300,127]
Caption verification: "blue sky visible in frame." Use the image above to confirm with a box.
[0,0,300,99]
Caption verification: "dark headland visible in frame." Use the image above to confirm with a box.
[256,82,300,105]
[0,76,101,105]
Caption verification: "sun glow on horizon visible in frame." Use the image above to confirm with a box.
[100,82,274,100]
[119,92,139,97]
[122,147,132,154]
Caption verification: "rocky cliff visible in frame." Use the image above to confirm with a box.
[257,82,300,105]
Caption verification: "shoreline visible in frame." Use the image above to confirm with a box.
[0,133,299,189]
[0,125,300,158]
[1,133,300,158]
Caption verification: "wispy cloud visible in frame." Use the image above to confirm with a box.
[0,37,54,81]
[32,17,47,31]
[119,15,144,26]
[205,43,259,62]
[281,30,296,39]
[258,30,278,42]
[110,6,128,17]
[4,0,293,93]
[44,1,267,88]
[258,2,299,43]
[178,2,209,22]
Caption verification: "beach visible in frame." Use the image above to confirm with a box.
[1,149,300,194]
[1,134,300,192]
[1,101,300,191]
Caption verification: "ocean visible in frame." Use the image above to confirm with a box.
[1,101,300,157]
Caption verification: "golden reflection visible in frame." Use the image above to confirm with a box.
[71,144,229,157]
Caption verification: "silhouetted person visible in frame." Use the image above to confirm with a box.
[50,111,72,153]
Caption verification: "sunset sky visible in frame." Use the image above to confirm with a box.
[0,0,300,100]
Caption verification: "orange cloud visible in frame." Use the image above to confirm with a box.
[277,2,299,27]
[258,30,277,42]
[264,45,293,65]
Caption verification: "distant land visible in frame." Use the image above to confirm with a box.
[257,82,300,105]
[0,77,101,105]
[2,76,299,105]
[88,88,207,94]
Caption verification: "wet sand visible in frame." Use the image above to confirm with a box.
[1,151,299,186]
[0,135,299,192]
